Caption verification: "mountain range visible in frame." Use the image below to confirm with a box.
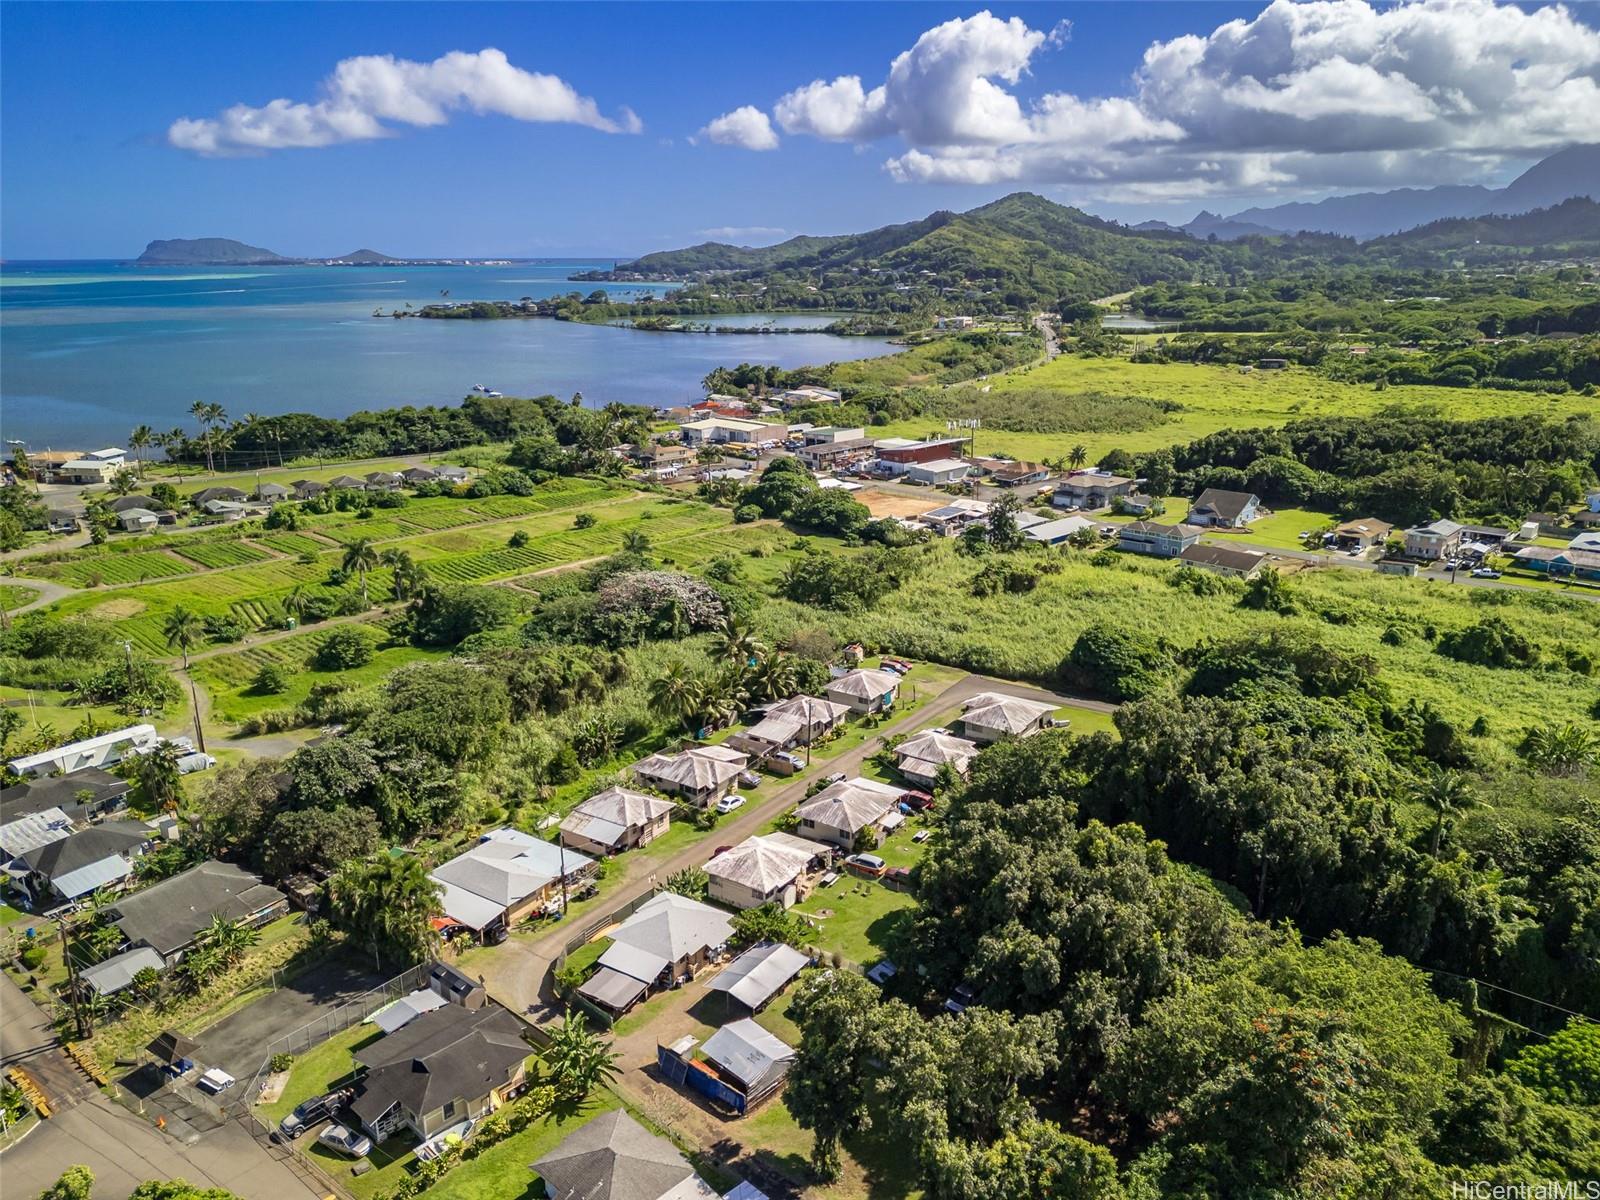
[1212,144,1600,241]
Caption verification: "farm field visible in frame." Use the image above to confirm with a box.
[26,548,198,587]
[0,584,37,611]
[868,357,1600,463]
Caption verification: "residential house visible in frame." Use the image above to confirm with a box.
[1588,491,1600,514]
[905,458,971,486]
[55,457,124,485]
[349,1003,529,1143]
[1024,515,1096,545]
[116,507,162,533]
[1188,489,1264,528]
[109,860,288,964]
[1403,519,1465,560]
[776,385,842,407]
[108,495,158,513]
[254,482,291,503]
[401,466,440,484]
[1118,520,1203,558]
[202,499,249,521]
[728,695,850,759]
[289,480,328,500]
[26,450,84,482]
[706,942,809,1013]
[893,729,980,787]
[633,442,694,469]
[1569,531,1600,553]
[607,891,734,982]
[935,315,977,330]
[919,498,990,536]
[1512,545,1600,581]
[824,668,901,715]
[532,1111,718,1200]
[558,788,673,856]
[957,693,1059,743]
[8,821,149,905]
[0,806,74,870]
[1117,493,1159,515]
[989,461,1051,488]
[794,778,905,850]
[698,1019,796,1108]
[192,486,247,505]
[706,834,822,910]
[327,474,367,490]
[1332,518,1393,552]
[1179,543,1269,579]
[47,509,79,533]
[876,438,971,475]
[435,466,470,483]
[0,767,132,827]
[679,417,774,447]
[430,829,596,936]
[79,946,166,998]
[1053,470,1136,510]
[1460,524,1515,550]
[631,745,748,808]
[364,471,403,491]
[8,724,159,778]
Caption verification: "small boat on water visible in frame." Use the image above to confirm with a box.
[469,384,504,397]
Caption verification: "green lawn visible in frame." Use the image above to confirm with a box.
[257,1021,376,1123]
[1204,505,1338,552]
[1054,702,1119,739]
[794,877,916,967]
[738,1084,925,1200]
[435,1094,623,1200]
[0,583,38,612]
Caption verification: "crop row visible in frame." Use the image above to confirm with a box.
[37,551,198,587]
[170,540,272,569]
[255,533,331,556]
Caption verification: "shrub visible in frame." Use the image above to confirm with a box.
[1064,624,1173,701]
[19,944,46,971]
[508,530,530,548]
[252,663,292,694]
[573,512,597,530]
[1437,617,1540,669]
[315,626,376,670]
[269,1052,295,1074]
[734,504,761,524]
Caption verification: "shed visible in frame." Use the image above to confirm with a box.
[700,1019,795,1104]
[707,942,809,1011]
[80,946,165,997]
[578,967,650,1014]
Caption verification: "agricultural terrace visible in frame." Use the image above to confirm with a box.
[861,354,1600,463]
[29,489,766,655]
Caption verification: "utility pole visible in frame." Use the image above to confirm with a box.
[62,915,92,1039]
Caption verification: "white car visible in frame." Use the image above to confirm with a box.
[714,795,746,815]
[318,1123,373,1158]
[1471,568,1502,579]
[177,752,217,775]
[197,1067,235,1094]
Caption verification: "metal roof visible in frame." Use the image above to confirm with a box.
[578,967,650,1013]
[700,1019,795,1092]
[371,988,449,1034]
[706,942,809,1010]
[611,892,733,964]
[598,940,670,985]
[80,946,165,996]
[0,806,73,859]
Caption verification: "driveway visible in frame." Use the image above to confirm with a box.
[0,969,99,1111]
[0,1093,323,1200]
[473,672,1101,1016]
[190,955,384,1083]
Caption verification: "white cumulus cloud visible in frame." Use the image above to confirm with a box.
[714,1,1600,202]
[169,48,639,156]
[697,106,780,151]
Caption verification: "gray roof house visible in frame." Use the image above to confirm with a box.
[192,486,247,505]
[255,482,291,501]
[707,942,809,1012]
[0,767,131,826]
[823,668,901,714]
[608,891,733,979]
[794,778,905,850]
[631,746,748,807]
[401,466,440,483]
[559,788,673,856]
[956,692,1059,743]
[350,1003,529,1142]
[893,729,980,788]
[700,1019,796,1107]
[1179,543,1270,578]
[1187,489,1264,528]
[533,1110,717,1200]
[289,479,327,500]
[109,860,288,963]
[706,835,821,910]
[116,507,162,532]
[80,946,166,997]
[12,821,149,904]
[430,829,597,933]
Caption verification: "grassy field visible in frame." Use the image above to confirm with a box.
[867,357,1600,463]
[794,875,916,967]
[770,541,1600,759]
[1,584,39,612]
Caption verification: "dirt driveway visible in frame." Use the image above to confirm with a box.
[855,488,943,519]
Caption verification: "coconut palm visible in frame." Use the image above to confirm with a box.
[188,402,216,473]
[714,616,764,670]
[342,538,380,604]
[648,662,697,732]
[621,530,652,558]
[747,653,798,703]
[162,606,204,668]
[1410,766,1475,856]
[327,855,442,970]
[128,425,153,477]
[1068,444,1089,471]
[281,585,311,623]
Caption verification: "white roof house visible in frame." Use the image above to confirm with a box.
[0,805,74,859]
[824,669,901,713]
[957,693,1059,742]
[560,788,673,853]
[610,891,734,969]
[86,448,128,462]
[893,729,980,786]
[9,723,159,778]
[794,778,904,849]
[1024,515,1096,545]
[632,746,748,805]
[429,827,595,929]
[371,987,449,1034]
[706,835,820,910]
[679,417,773,446]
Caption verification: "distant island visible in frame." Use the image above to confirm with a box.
[133,237,516,267]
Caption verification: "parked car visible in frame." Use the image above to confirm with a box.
[912,829,931,844]
[884,866,912,888]
[845,853,886,877]
[177,752,217,775]
[818,871,839,888]
[943,983,978,1015]
[277,1088,355,1140]
[715,795,746,815]
[318,1124,373,1159]
[197,1068,235,1095]
[823,771,848,786]
[1471,568,1501,579]
[900,791,935,812]
[865,959,898,986]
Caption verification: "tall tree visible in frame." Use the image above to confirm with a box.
[341,538,380,604]
[128,425,153,477]
[1411,766,1475,856]
[327,855,441,970]
[785,970,891,1181]
[162,606,204,669]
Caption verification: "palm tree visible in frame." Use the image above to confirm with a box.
[128,425,153,477]
[282,585,311,624]
[203,915,259,966]
[188,402,215,473]
[162,606,204,668]
[1523,722,1599,777]
[1068,444,1089,471]
[163,427,189,480]
[544,1012,619,1102]
[204,403,229,470]
[713,617,764,670]
[342,538,380,604]
[648,662,696,732]
[747,653,797,703]
[1411,766,1475,856]
[327,856,442,970]
[621,530,652,558]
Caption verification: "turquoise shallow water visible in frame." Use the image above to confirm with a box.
[0,260,894,447]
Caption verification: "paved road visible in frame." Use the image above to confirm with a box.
[1250,542,1600,604]
[0,1093,324,1200]
[0,968,98,1111]
[0,576,75,616]
[474,672,1097,1015]
[190,954,385,1083]
[1033,312,1062,360]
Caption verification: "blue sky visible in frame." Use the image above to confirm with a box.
[3,1,1594,259]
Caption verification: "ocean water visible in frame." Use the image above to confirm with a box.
[0,261,896,448]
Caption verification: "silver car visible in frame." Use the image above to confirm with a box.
[318,1123,372,1158]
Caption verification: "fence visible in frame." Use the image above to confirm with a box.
[235,960,432,1114]
[554,886,662,972]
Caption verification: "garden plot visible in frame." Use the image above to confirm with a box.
[27,549,198,587]
[170,540,272,569]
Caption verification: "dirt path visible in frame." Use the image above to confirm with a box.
[474,673,1096,1016]
[0,576,74,615]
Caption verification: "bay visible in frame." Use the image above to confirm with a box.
[0,260,896,448]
